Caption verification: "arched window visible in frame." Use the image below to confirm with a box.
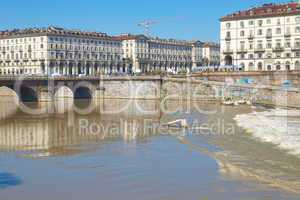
[267,65,272,71]
[225,55,233,66]
[239,63,245,71]
[276,62,281,71]
[285,61,290,71]
[257,62,263,71]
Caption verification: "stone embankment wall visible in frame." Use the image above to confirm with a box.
[99,78,216,101]
[99,77,300,108]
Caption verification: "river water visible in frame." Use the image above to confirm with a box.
[0,96,299,200]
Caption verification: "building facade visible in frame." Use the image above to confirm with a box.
[119,34,203,74]
[0,27,124,76]
[0,26,204,76]
[202,42,220,66]
[220,2,300,71]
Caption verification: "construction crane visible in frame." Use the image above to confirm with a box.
[137,20,158,37]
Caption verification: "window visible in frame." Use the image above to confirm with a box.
[249,42,253,50]
[276,39,282,48]
[240,41,245,49]
[240,21,244,28]
[258,20,263,26]
[276,53,281,58]
[240,31,245,37]
[258,62,263,71]
[226,23,231,29]
[267,19,271,24]
[267,28,272,36]
[257,41,263,49]
[267,53,272,58]
[267,65,272,71]
[286,27,291,35]
[277,18,281,25]
[296,27,300,33]
[296,17,300,24]
[257,29,263,35]
[226,31,231,38]
[276,28,281,34]
[249,20,254,25]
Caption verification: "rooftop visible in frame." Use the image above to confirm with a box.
[221,2,300,21]
[0,26,118,40]
[203,42,220,48]
[116,33,203,46]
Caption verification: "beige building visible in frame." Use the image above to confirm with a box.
[220,2,300,71]
[0,26,204,75]
[0,26,124,76]
[118,34,203,73]
[202,42,220,66]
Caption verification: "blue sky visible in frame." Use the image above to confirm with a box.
[0,0,288,42]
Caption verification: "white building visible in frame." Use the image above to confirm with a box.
[202,42,220,66]
[118,34,203,74]
[0,27,124,76]
[0,26,205,76]
[220,2,300,71]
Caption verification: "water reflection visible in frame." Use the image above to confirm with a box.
[0,98,174,157]
[0,90,19,120]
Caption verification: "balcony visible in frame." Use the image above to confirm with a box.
[266,34,272,39]
[225,36,231,41]
[248,35,254,40]
[292,46,300,51]
[237,48,247,54]
[223,49,233,54]
[284,33,291,38]
[273,47,284,52]
[254,47,265,53]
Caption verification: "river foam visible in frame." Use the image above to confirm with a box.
[234,109,300,156]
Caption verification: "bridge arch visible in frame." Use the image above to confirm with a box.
[73,83,94,100]
[74,87,92,99]
[19,86,38,102]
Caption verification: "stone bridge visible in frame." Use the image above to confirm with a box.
[0,73,299,108]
